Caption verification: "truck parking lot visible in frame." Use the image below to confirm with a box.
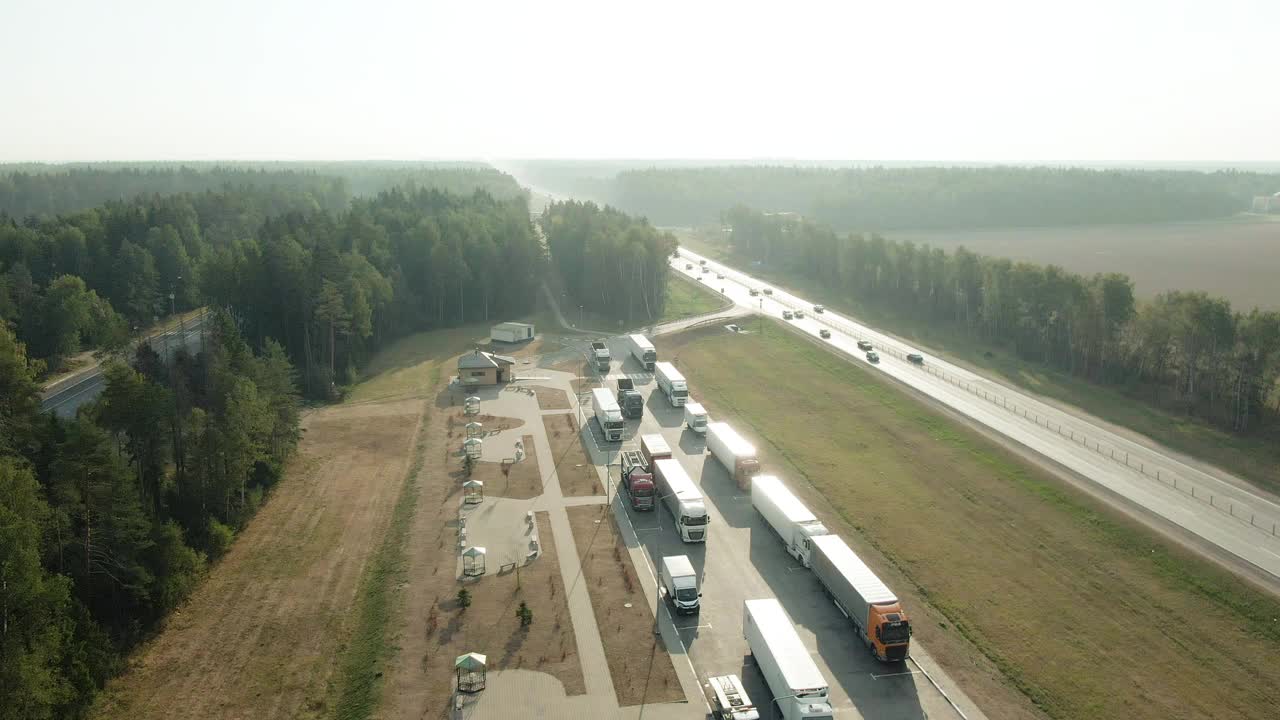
[572,334,981,720]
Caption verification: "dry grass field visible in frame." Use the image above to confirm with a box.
[542,413,602,496]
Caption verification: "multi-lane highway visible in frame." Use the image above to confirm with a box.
[669,249,1280,583]
[40,314,209,418]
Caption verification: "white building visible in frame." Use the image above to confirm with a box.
[490,322,535,343]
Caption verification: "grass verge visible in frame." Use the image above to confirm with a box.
[659,272,729,323]
[660,321,1280,720]
[331,368,436,720]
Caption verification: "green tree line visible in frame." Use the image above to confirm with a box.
[724,205,1280,434]
[540,200,676,325]
[0,162,524,219]
[0,313,299,718]
[609,166,1280,230]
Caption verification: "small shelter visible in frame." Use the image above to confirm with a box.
[463,479,484,504]
[463,437,483,459]
[458,349,516,386]
[464,396,480,415]
[465,421,483,438]
[462,546,486,577]
[491,322,535,343]
[455,652,487,693]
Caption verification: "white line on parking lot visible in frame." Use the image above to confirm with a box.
[873,670,924,680]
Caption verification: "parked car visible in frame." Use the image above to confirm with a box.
[813,305,825,314]
[907,353,925,365]
[819,329,831,339]
[866,350,880,363]
[857,340,873,351]
[782,310,793,320]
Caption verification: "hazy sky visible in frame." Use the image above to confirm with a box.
[3,0,1276,163]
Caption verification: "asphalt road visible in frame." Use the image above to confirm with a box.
[670,250,1280,583]
[40,317,209,418]
[570,338,980,720]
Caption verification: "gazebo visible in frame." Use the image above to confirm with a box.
[464,396,481,415]
[463,479,484,504]
[465,421,483,438]
[455,652,487,693]
[462,546,487,577]
[463,437,483,460]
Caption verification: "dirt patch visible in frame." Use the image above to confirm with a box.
[529,385,571,410]
[380,393,584,720]
[464,433,544,499]
[566,504,683,706]
[92,398,424,720]
[542,414,601,496]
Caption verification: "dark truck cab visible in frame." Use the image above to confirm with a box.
[616,378,644,419]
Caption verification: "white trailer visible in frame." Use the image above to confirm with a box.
[590,387,624,442]
[684,401,709,434]
[628,333,657,371]
[654,361,689,407]
[751,476,829,567]
[810,534,912,662]
[653,458,709,542]
[742,599,833,720]
[706,422,760,490]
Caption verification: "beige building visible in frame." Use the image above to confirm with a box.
[457,349,516,386]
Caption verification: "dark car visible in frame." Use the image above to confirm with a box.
[857,340,873,351]
[866,350,880,363]
[907,353,925,365]
[819,329,831,339]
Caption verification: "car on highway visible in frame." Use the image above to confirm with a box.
[762,288,773,295]
[857,340,873,351]
[749,288,760,296]
[813,304,825,313]
[819,329,831,339]
[793,309,805,319]
[907,353,925,365]
[699,259,707,265]
[701,266,710,273]
[782,310,793,320]
[717,273,724,279]
[866,350,880,363]
[686,263,694,269]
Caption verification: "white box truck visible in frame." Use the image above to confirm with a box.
[742,599,833,720]
[660,555,700,614]
[706,422,760,490]
[810,534,912,662]
[628,333,657,371]
[751,475,829,567]
[654,361,689,407]
[653,458,709,542]
[590,387,624,442]
[684,401,709,434]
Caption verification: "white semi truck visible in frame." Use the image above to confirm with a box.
[751,475,829,567]
[590,387,624,442]
[742,599,834,720]
[660,555,700,614]
[628,333,657,371]
[590,341,611,372]
[706,422,760,490]
[654,361,689,407]
[653,458,709,542]
[684,401,709,434]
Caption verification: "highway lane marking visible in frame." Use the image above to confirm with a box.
[872,670,923,680]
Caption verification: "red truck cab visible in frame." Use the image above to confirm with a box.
[620,450,655,510]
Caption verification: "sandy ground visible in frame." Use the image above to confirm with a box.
[465,432,544,499]
[542,413,601,496]
[91,398,424,720]
[566,504,683,707]
[377,388,585,720]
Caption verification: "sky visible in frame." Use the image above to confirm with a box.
[2,0,1276,163]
